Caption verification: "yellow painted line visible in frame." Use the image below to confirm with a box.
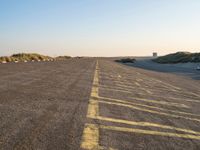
[91,85,99,97]
[81,124,101,150]
[100,116,200,135]
[147,86,199,99]
[115,83,153,95]
[81,61,101,149]
[82,61,199,149]
[98,76,115,80]
[89,114,200,135]
[100,85,136,92]
[149,78,181,91]
[100,86,149,95]
[114,80,136,86]
[87,61,100,118]
[175,91,200,99]
[126,90,200,103]
[98,96,200,117]
[100,125,200,140]
[98,85,188,108]
[114,72,180,91]
[108,87,200,103]
[100,78,129,84]
[100,86,132,94]
[87,99,99,118]
[114,82,166,93]
[131,97,188,108]
[164,96,200,103]
[98,100,200,123]
[100,94,188,108]
[188,92,200,98]
[135,82,140,87]
[136,78,143,82]
[101,84,153,96]
[141,87,153,94]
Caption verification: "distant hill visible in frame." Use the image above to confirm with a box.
[153,52,200,64]
[0,53,53,62]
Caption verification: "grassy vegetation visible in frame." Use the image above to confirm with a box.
[153,52,200,64]
[0,53,74,63]
[0,53,53,63]
[115,58,136,63]
[55,56,71,60]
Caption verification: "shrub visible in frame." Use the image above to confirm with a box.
[115,58,136,63]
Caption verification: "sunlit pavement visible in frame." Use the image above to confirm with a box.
[0,59,200,150]
[81,60,200,150]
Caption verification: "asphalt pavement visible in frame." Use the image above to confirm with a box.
[0,58,200,150]
[131,58,200,80]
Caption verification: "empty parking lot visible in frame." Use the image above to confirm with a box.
[0,59,200,150]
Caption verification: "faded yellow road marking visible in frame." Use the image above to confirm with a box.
[189,92,200,98]
[111,71,181,91]
[81,124,101,150]
[81,61,200,149]
[115,83,153,94]
[174,91,200,99]
[100,84,154,96]
[98,100,200,123]
[111,86,200,103]
[98,96,200,117]
[81,61,101,149]
[87,61,99,118]
[100,86,132,94]
[135,82,141,87]
[91,86,99,97]
[136,78,143,82]
[130,97,188,108]
[89,115,200,135]
[87,99,99,118]
[98,92,188,108]
[148,78,182,91]
[101,125,200,140]
[143,88,153,94]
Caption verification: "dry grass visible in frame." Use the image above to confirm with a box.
[0,53,53,62]
[0,53,73,63]
[153,52,200,64]
[55,56,71,60]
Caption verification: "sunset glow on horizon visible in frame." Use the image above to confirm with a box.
[1,0,200,57]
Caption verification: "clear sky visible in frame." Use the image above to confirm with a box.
[0,0,200,57]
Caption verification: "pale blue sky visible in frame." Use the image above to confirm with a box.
[0,0,200,56]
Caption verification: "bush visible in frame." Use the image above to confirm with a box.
[116,58,136,63]
[55,56,71,60]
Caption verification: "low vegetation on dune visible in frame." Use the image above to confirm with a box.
[0,53,71,63]
[115,58,136,63]
[153,52,200,64]
[55,56,71,60]
[0,53,53,62]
